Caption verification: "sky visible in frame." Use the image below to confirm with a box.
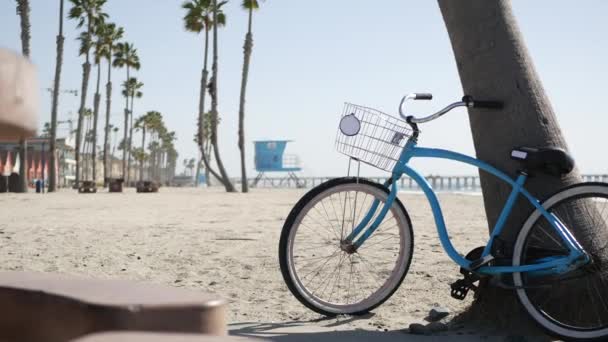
[1,0,607,177]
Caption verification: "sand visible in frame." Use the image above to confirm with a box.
[0,187,554,341]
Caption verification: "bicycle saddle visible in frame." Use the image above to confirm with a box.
[511,147,575,177]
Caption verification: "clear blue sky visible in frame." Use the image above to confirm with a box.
[1,0,606,176]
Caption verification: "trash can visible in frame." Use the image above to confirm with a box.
[35,179,41,193]
[109,178,123,193]
[8,173,19,192]
[0,176,7,192]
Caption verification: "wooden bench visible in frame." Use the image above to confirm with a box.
[0,272,228,342]
[78,180,98,193]
[136,181,160,193]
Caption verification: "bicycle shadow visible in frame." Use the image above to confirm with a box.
[228,320,541,342]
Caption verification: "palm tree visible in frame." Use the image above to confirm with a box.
[135,111,157,181]
[69,0,107,187]
[49,0,65,192]
[209,0,236,192]
[113,41,140,182]
[193,111,215,186]
[144,111,163,181]
[187,158,196,178]
[237,0,263,193]
[131,147,147,180]
[183,159,189,175]
[14,0,31,193]
[41,122,52,138]
[167,148,179,183]
[160,131,176,183]
[438,0,600,321]
[89,21,110,184]
[122,77,143,184]
[110,125,119,168]
[98,23,124,185]
[181,0,226,187]
[152,123,167,182]
[80,108,94,180]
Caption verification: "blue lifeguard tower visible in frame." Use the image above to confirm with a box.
[252,140,304,188]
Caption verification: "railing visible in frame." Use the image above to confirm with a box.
[233,174,608,191]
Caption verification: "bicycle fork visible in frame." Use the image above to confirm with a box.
[343,176,400,251]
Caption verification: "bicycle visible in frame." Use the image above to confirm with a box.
[278,93,608,341]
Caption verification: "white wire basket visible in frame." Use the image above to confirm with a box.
[335,103,412,172]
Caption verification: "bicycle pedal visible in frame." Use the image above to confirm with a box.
[450,279,470,300]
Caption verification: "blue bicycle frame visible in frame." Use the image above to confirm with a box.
[344,138,588,276]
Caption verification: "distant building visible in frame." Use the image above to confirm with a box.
[1,136,176,189]
[0,136,75,188]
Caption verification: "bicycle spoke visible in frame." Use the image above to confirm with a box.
[360,233,400,251]
[326,252,348,303]
[299,219,337,242]
[355,253,384,290]
[327,194,344,237]
[299,248,341,282]
[353,193,369,234]
[591,278,608,326]
[310,205,342,241]
[311,253,345,295]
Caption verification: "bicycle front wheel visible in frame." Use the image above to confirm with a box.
[513,183,608,341]
[279,177,414,316]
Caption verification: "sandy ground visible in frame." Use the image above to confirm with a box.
[0,187,554,341]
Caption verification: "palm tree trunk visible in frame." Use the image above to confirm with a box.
[197,29,209,153]
[139,126,146,181]
[160,152,166,183]
[205,140,212,186]
[195,156,201,186]
[16,0,31,57]
[127,94,135,185]
[49,0,64,192]
[75,19,93,186]
[82,114,91,179]
[91,62,102,184]
[103,50,113,187]
[197,28,218,187]
[121,66,130,182]
[438,0,596,325]
[238,9,254,193]
[210,0,236,193]
[16,0,31,193]
[156,145,162,182]
[75,59,91,184]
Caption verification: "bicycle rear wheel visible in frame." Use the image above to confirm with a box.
[513,183,608,341]
[279,177,413,316]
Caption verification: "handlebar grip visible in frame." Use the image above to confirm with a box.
[414,93,433,100]
[462,95,503,109]
[473,100,503,109]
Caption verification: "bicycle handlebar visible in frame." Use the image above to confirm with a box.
[399,93,503,124]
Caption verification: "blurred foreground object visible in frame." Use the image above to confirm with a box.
[0,48,39,140]
[0,271,230,342]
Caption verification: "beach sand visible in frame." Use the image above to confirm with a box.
[0,187,554,341]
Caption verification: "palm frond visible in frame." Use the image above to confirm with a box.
[241,0,260,10]
[215,12,226,26]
